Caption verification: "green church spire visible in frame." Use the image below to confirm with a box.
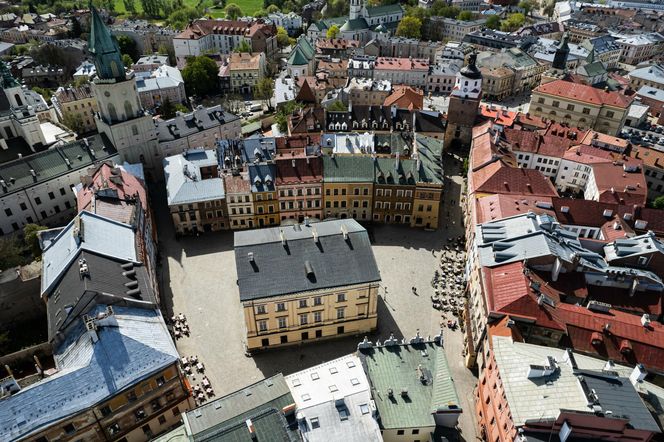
[88,2,126,81]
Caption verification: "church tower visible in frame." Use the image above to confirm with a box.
[541,33,570,85]
[349,0,366,20]
[88,3,159,177]
[444,52,482,150]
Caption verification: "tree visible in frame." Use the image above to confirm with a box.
[23,224,47,258]
[255,77,274,108]
[457,10,473,20]
[519,0,539,16]
[159,97,177,118]
[653,195,664,209]
[69,17,82,38]
[327,100,347,111]
[74,76,90,88]
[167,6,200,30]
[396,16,421,39]
[123,0,137,13]
[225,2,241,19]
[141,0,165,17]
[485,14,500,29]
[221,92,244,114]
[158,44,177,65]
[116,35,139,62]
[122,54,134,69]
[0,236,24,271]
[235,40,252,53]
[275,100,302,132]
[324,0,348,18]
[63,112,85,133]
[182,55,220,97]
[500,13,525,31]
[326,24,340,39]
[32,86,52,101]
[266,3,279,12]
[276,26,290,47]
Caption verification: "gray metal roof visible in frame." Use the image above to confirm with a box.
[629,64,664,85]
[41,211,139,296]
[184,374,298,440]
[234,219,380,301]
[492,336,661,431]
[164,149,225,206]
[0,305,178,441]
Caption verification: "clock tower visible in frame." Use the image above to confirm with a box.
[88,3,159,177]
[444,52,482,150]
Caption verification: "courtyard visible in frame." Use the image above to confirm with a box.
[152,151,478,440]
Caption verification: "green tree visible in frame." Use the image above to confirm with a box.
[158,44,176,65]
[63,112,85,133]
[74,76,90,87]
[485,14,500,29]
[404,5,428,20]
[182,55,220,97]
[69,17,82,38]
[123,0,137,13]
[275,100,302,132]
[32,86,52,101]
[266,3,279,12]
[116,35,139,61]
[255,77,274,108]
[0,236,24,271]
[653,195,664,209]
[457,10,473,20]
[519,0,539,16]
[159,96,177,118]
[327,100,347,111]
[396,16,421,39]
[501,13,525,31]
[167,6,200,30]
[122,53,134,69]
[235,40,252,53]
[276,26,290,47]
[323,0,348,18]
[23,224,47,258]
[254,8,268,17]
[225,2,241,19]
[326,24,340,39]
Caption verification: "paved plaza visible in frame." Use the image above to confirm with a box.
[152,152,478,440]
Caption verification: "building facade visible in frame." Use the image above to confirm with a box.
[236,219,381,351]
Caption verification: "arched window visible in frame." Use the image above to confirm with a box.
[107,103,117,122]
[14,93,23,107]
[124,101,133,119]
[550,111,557,116]
[110,61,119,78]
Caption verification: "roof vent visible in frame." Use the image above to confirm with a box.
[312,228,319,243]
[387,388,394,398]
[280,229,287,247]
[587,300,611,313]
[248,252,254,262]
[341,225,348,240]
[400,388,409,398]
[641,314,651,327]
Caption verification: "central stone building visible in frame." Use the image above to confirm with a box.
[235,219,381,351]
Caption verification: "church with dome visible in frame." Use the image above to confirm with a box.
[307,0,404,44]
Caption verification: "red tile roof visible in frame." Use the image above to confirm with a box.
[374,57,429,72]
[275,156,323,184]
[223,174,251,194]
[591,163,647,206]
[483,262,565,331]
[552,303,664,372]
[472,164,559,197]
[384,86,424,110]
[474,194,553,224]
[479,105,517,127]
[77,162,147,212]
[534,79,633,108]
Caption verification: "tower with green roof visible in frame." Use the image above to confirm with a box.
[88,2,159,175]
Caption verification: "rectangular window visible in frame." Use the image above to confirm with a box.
[299,299,307,308]
[278,317,287,328]
[552,100,559,107]
[59,187,66,196]
[4,208,11,217]
[19,202,27,211]
[256,305,266,314]
[314,311,322,322]
[566,104,574,111]
[314,297,322,305]
[258,320,267,332]
[337,293,346,302]
[63,423,76,434]
[35,197,41,205]
[299,314,308,325]
[48,192,55,200]
[336,308,345,319]
[276,303,286,312]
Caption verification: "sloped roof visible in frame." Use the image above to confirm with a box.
[323,155,374,182]
[234,219,380,300]
[163,149,224,206]
[41,211,138,296]
[0,305,177,441]
[534,79,633,108]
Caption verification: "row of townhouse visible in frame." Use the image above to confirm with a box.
[163,136,444,235]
